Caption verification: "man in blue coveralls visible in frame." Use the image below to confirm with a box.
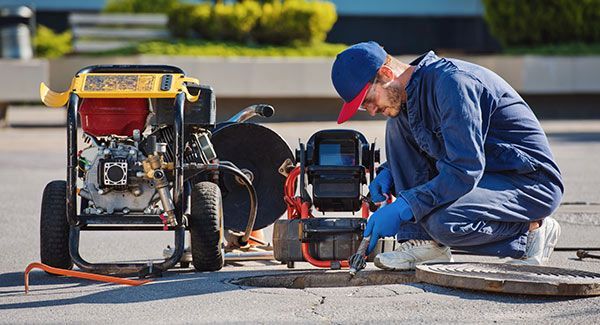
[331,42,564,270]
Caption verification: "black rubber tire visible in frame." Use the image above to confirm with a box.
[40,180,73,270]
[189,181,224,271]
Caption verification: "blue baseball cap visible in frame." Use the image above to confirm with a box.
[331,41,387,124]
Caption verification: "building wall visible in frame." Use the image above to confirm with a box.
[331,0,484,16]
[326,15,500,55]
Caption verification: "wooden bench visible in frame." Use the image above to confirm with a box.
[69,13,170,53]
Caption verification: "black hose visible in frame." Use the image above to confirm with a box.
[186,163,258,247]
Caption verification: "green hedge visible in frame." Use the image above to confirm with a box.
[212,1,262,42]
[482,0,600,47]
[34,25,72,58]
[167,3,197,38]
[167,0,337,45]
[127,40,347,57]
[253,0,337,45]
[104,0,180,13]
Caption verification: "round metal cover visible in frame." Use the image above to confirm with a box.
[212,123,294,231]
[416,262,600,296]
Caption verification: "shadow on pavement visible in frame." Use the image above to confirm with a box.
[0,272,91,296]
[0,268,298,310]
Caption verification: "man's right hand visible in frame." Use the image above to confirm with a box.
[368,168,393,203]
[364,197,413,254]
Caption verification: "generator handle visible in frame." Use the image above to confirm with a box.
[76,64,184,75]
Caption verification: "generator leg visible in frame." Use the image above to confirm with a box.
[287,261,295,269]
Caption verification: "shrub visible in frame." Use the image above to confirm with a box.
[482,0,600,47]
[132,39,347,57]
[34,25,72,58]
[104,0,180,13]
[169,2,261,42]
[167,0,337,45]
[211,1,262,42]
[167,3,197,38]
[254,0,337,45]
[190,3,215,40]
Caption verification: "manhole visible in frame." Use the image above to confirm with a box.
[416,262,600,296]
[231,270,416,289]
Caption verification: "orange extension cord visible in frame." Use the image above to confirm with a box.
[24,262,151,294]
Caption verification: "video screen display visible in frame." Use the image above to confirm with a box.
[318,140,356,166]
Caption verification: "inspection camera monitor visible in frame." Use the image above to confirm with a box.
[301,129,378,212]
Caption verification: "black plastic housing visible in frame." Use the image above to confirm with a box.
[152,84,216,128]
[273,218,364,261]
[302,130,372,212]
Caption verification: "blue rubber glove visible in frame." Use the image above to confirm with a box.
[369,168,393,203]
[364,197,414,254]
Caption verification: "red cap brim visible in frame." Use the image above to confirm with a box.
[337,83,370,124]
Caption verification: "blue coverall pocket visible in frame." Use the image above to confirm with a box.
[485,143,539,174]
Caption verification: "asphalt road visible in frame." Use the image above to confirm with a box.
[1,108,600,323]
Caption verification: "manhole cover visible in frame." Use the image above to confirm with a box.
[416,262,600,296]
[231,270,416,289]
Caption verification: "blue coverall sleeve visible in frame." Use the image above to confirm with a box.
[400,72,487,221]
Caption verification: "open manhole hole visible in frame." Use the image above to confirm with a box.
[232,263,600,296]
[231,270,416,289]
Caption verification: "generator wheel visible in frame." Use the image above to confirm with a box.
[40,180,73,270]
[189,181,224,271]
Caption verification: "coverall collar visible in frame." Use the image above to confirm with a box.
[405,51,440,115]
[406,51,439,95]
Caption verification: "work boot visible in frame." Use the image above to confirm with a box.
[373,240,453,271]
[509,217,561,265]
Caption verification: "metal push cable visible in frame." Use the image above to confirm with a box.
[217,164,258,245]
[24,262,151,294]
[187,163,258,246]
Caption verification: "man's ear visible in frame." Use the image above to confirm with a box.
[377,65,395,84]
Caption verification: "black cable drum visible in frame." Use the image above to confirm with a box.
[211,123,294,231]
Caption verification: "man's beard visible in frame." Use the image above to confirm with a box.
[383,83,405,116]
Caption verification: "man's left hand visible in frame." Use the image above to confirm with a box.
[364,197,414,254]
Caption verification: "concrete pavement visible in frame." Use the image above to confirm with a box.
[1,108,599,323]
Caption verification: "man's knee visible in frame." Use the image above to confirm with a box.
[526,181,563,220]
[542,182,563,218]
[421,210,467,247]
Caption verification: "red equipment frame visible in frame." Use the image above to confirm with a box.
[283,166,370,268]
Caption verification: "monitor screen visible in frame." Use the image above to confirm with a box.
[318,140,356,166]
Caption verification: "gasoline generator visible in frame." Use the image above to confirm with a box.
[38,65,278,277]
